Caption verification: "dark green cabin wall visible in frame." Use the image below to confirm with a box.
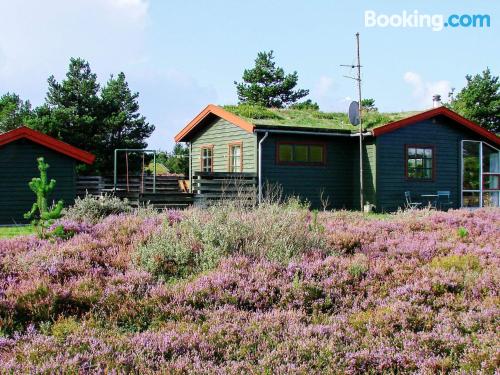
[375,116,483,212]
[260,133,355,209]
[0,139,77,224]
[352,138,377,209]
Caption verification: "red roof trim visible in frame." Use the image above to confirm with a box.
[174,104,255,142]
[0,126,96,164]
[372,106,500,146]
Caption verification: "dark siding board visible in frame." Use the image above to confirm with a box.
[260,133,355,209]
[375,116,484,212]
[0,139,77,224]
[352,138,376,209]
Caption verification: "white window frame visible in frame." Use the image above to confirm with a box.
[461,140,500,208]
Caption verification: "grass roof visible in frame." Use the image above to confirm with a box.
[223,104,419,133]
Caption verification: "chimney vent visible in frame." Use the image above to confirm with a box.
[432,94,442,108]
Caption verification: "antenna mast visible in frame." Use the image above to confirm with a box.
[356,33,363,212]
[341,33,364,211]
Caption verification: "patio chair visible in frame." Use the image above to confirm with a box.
[436,191,453,211]
[404,191,422,209]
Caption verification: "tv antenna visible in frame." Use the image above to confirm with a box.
[341,32,364,211]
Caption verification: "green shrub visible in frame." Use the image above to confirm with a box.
[64,194,131,223]
[51,317,80,341]
[457,227,469,239]
[430,254,481,273]
[24,157,64,238]
[348,254,369,279]
[137,202,322,281]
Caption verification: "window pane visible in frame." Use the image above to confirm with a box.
[279,144,293,162]
[416,148,424,157]
[484,175,499,190]
[462,141,480,190]
[482,192,500,207]
[408,148,416,157]
[201,148,212,172]
[424,149,432,158]
[294,145,308,162]
[423,169,432,179]
[231,145,241,157]
[230,145,241,172]
[483,143,500,173]
[462,192,480,207]
[424,159,432,169]
[309,145,324,163]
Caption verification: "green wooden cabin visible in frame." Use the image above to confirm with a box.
[175,105,500,211]
[0,127,95,224]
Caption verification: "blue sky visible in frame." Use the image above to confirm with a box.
[0,0,498,149]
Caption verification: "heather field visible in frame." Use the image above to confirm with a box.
[0,204,499,374]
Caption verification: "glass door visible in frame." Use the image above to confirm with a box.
[462,140,500,208]
[482,143,500,207]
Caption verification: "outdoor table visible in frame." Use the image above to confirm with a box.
[421,194,438,207]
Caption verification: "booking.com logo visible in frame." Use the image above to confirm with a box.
[365,10,491,31]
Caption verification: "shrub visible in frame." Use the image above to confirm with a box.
[1,206,499,373]
[348,254,369,279]
[457,226,469,239]
[430,254,482,273]
[137,202,321,281]
[51,317,80,341]
[64,194,131,223]
[24,157,64,238]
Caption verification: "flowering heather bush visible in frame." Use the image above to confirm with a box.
[63,194,132,224]
[0,205,499,373]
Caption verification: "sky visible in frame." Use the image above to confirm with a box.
[0,0,498,150]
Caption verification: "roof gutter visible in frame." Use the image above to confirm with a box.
[254,128,373,137]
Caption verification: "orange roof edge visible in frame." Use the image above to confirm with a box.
[174,104,255,142]
[372,106,500,146]
[0,126,96,164]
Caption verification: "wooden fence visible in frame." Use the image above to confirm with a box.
[77,173,258,208]
[192,172,258,205]
[76,175,193,209]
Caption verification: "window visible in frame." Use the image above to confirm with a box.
[406,145,434,180]
[228,142,242,172]
[200,146,213,172]
[277,142,326,165]
[463,140,500,208]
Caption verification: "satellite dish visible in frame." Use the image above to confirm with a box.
[348,101,360,125]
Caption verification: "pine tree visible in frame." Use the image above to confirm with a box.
[451,68,500,133]
[28,58,101,171]
[24,157,64,238]
[98,72,155,172]
[28,58,154,174]
[0,92,32,133]
[235,51,309,108]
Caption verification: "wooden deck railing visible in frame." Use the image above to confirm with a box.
[192,172,257,204]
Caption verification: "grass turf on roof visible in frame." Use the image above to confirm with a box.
[223,104,419,133]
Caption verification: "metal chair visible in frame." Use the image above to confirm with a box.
[405,191,422,209]
[436,191,453,211]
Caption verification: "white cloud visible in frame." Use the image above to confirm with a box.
[0,0,216,150]
[0,0,150,104]
[403,71,452,108]
[314,75,334,98]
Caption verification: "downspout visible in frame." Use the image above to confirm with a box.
[189,142,192,193]
[258,132,269,205]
